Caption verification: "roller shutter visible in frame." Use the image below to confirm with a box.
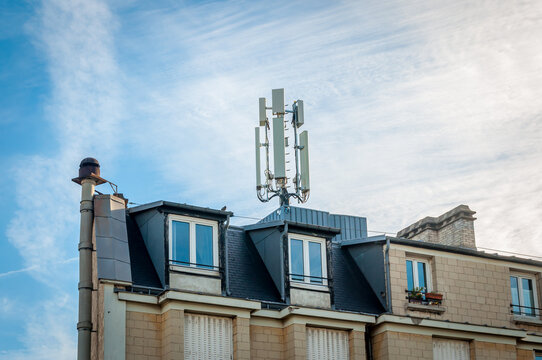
[184,313,232,360]
[306,327,349,360]
[433,338,470,360]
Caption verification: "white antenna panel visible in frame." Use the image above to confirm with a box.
[299,130,310,191]
[272,117,286,179]
[259,98,267,126]
[296,100,304,128]
[255,127,262,188]
[272,88,284,115]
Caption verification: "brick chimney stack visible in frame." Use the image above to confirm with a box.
[397,205,477,249]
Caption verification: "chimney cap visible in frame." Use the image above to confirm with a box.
[72,157,107,185]
[80,157,100,168]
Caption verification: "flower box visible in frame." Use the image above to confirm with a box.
[425,292,443,300]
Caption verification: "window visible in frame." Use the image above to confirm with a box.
[184,313,232,359]
[406,258,432,292]
[169,215,218,270]
[535,351,542,360]
[288,234,327,285]
[306,327,349,360]
[432,338,470,360]
[510,274,539,317]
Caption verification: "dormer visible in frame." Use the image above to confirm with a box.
[128,201,232,295]
[245,219,339,309]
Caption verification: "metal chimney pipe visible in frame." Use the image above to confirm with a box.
[72,158,106,360]
[77,178,95,360]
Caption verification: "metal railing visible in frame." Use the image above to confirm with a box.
[405,289,443,306]
[289,273,330,285]
[169,259,221,271]
[510,304,542,317]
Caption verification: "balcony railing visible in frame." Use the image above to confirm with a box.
[289,273,330,285]
[510,304,541,317]
[405,289,443,306]
[169,259,221,271]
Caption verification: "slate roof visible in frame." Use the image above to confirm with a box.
[124,205,385,315]
[332,244,385,314]
[126,214,162,289]
[226,227,282,303]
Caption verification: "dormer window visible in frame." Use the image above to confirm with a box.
[288,234,327,285]
[168,215,218,270]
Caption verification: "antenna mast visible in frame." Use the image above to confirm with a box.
[255,88,310,206]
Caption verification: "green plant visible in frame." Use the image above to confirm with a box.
[411,287,425,299]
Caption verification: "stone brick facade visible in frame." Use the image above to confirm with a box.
[126,311,161,360]
[251,325,283,360]
[372,331,432,360]
[388,245,542,333]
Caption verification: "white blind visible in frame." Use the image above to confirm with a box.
[306,327,349,360]
[433,338,470,360]
[184,313,233,360]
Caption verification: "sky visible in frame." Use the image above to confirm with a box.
[1,0,542,357]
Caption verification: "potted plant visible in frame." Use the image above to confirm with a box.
[408,287,425,303]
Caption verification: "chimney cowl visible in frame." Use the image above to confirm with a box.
[79,157,100,178]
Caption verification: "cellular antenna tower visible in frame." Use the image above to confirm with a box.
[255,88,310,206]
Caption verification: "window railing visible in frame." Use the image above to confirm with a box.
[169,259,221,271]
[405,289,443,306]
[510,304,541,317]
[289,273,330,285]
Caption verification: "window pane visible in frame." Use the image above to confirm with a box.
[510,276,520,314]
[290,239,304,281]
[417,262,427,291]
[535,353,542,360]
[195,224,213,269]
[309,242,323,284]
[406,260,414,290]
[172,221,190,265]
[521,278,535,316]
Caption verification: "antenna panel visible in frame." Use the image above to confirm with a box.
[255,127,262,188]
[259,97,267,126]
[272,117,286,179]
[296,100,304,127]
[272,88,284,115]
[299,130,310,190]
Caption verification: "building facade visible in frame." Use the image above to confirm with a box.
[82,191,542,360]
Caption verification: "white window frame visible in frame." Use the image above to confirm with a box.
[168,214,219,271]
[406,257,432,292]
[288,233,328,286]
[510,273,539,317]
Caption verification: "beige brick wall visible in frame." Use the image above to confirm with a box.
[349,329,366,360]
[250,325,283,360]
[284,323,306,360]
[389,246,542,332]
[126,311,162,360]
[472,341,516,360]
[517,349,534,360]
[372,331,432,360]
[234,317,251,360]
[161,309,183,360]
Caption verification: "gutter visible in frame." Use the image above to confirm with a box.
[224,213,232,296]
[384,237,391,313]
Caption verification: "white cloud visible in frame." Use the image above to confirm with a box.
[115,0,542,257]
[5,0,123,357]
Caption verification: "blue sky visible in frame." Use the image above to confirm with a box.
[1,0,542,357]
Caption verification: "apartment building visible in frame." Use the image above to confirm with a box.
[74,160,542,360]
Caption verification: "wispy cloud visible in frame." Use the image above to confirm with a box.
[5,0,123,357]
[117,0,542,257]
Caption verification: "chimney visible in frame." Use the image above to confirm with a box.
[397,205,477,249]
[72,158,107,360]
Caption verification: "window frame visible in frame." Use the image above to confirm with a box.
[510,272,539,317]
[405,257,432,292]
[288,233,328,286]
[168,214,219,271]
